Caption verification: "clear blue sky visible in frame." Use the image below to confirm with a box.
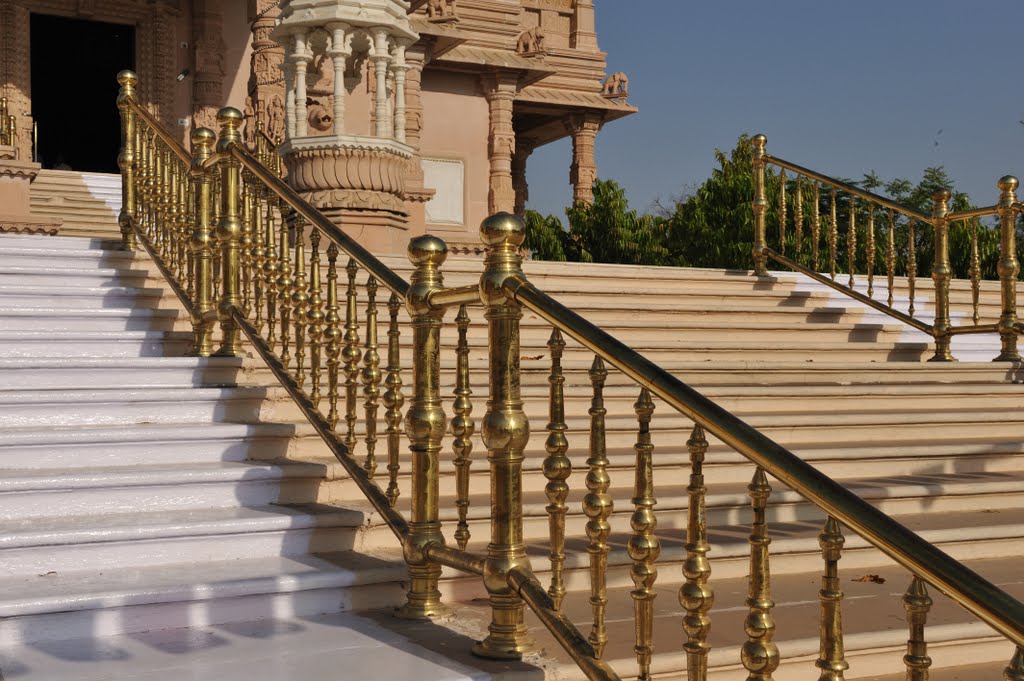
[526,1,1024,218]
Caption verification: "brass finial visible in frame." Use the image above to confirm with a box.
[480,211,526,248]
[999,175,1019,193]
[116,70,138,104]
[216,107,244,150]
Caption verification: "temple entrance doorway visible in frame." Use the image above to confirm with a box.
[30,13,134,173]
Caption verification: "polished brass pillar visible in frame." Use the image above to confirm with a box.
[396,235,450,621]
[995,176,1020,362]
[928,190,954,362]
[474,213,534,659]
[752,134,768,276]
[116,70,138,251]
[188,127,217,357]
[214,108,245,357]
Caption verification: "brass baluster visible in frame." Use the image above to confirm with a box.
[168,159,180,276]
[847,196,856,289]
[969,218,981,325]
[214,108,244,357]
[362,276,381,477]
[184,168,196,302]
[292,216,309,386]
[794,176,804,262]
[277,203,293,367]
[384,292,404,507]
[543,328,571,610]
[907,220,917,318]
[188,127,216,357]
[929,190,953,362]
[812,182,821,272]
[325,244,342,427]
[343,258,361,454]
[996,176,1021,361]
[252,188,266,330]
[751,134,768,275]
[829,188,838,281]
[887,210,896,309]
[263,200,280,346]
[159,148,170,258]
[742,467,779,681]
[681,423,713,681]
[307,227,325,407]
[239,173,253,317]
[397,236,450,621]
[629,388,659,681]
[583,356,612,659]
[866,204,876,299]
[1005,647,1024,681]
[212,174,222,298]
[816,517,848,681]
[778,170,787,256]
[903,577,932,681]
[452,304,474,548]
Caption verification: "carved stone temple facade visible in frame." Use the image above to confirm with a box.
[0,0,634,252]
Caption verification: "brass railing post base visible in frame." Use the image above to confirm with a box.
[926,341,956,363]
[471,607,535,661]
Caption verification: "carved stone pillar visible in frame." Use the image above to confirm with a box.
[371,30,392,139]
[293,32,310,137]
[392,43,407,144]
[284,58,296,139]
[248,0,286,143]
[192,0,226,131]
[402,45,432,227]
[327,24,350,135]
[567,111,603,205]
[570,0,598,51]
[483,71,519,215]
[512,142,533,217]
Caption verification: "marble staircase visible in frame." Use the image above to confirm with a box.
[0,209,1023,679]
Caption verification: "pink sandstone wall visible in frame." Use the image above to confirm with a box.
[419,69,489,245]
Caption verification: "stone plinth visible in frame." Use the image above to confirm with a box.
[0,146,60,235]
[282,135,414,252]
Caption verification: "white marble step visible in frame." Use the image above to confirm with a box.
[0,356,243,389]
[0,245,135,268]
[0,387,269,427]
[0,422,301,467]
[0,504,370,577]
[0,553,406,645]
[0,611,488,681]
[0,234,117,251]
[0,461,333,519]
[0,330,192,357]
[0,285,166,309]
[0,307,182,332]
[0,265,150,287]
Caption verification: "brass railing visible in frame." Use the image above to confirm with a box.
[0,97,16,147]
[751,134,1023,362]
[117,71,1024,680]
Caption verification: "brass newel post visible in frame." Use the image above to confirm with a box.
[928,189,954,362]
[751,134,768,276]
[214,107,245,357]
[188,127,217,357]
[995,176,1020,362]
[116,70,138,251]
[474,213,534,659]
[397,235,451,621]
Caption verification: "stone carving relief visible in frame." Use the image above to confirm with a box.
[601,71,629,98]
[426,0,458,23]
[516,27,546,55]
[248,0,286,145]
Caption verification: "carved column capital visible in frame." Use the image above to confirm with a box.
[566,110,604,205]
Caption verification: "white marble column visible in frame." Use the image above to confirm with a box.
[293,31,310,137]
[392,43,407,143]
[371,30,392,139]
[284,57,296,139]
[327,24,350,135]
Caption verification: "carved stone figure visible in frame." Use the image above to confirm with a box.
[267,95,285,142]
[601,71,629,98]
[427,0,457,20]
[517,28,545,55]
[307,99,334,132]
[243,96,256,147]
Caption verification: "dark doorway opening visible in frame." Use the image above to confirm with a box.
[30,14,135,173]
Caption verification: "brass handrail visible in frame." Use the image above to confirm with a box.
[765,153,930,222]
[754,134,1023,362]
[127,99,191,165]
[500,269,1024,649]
